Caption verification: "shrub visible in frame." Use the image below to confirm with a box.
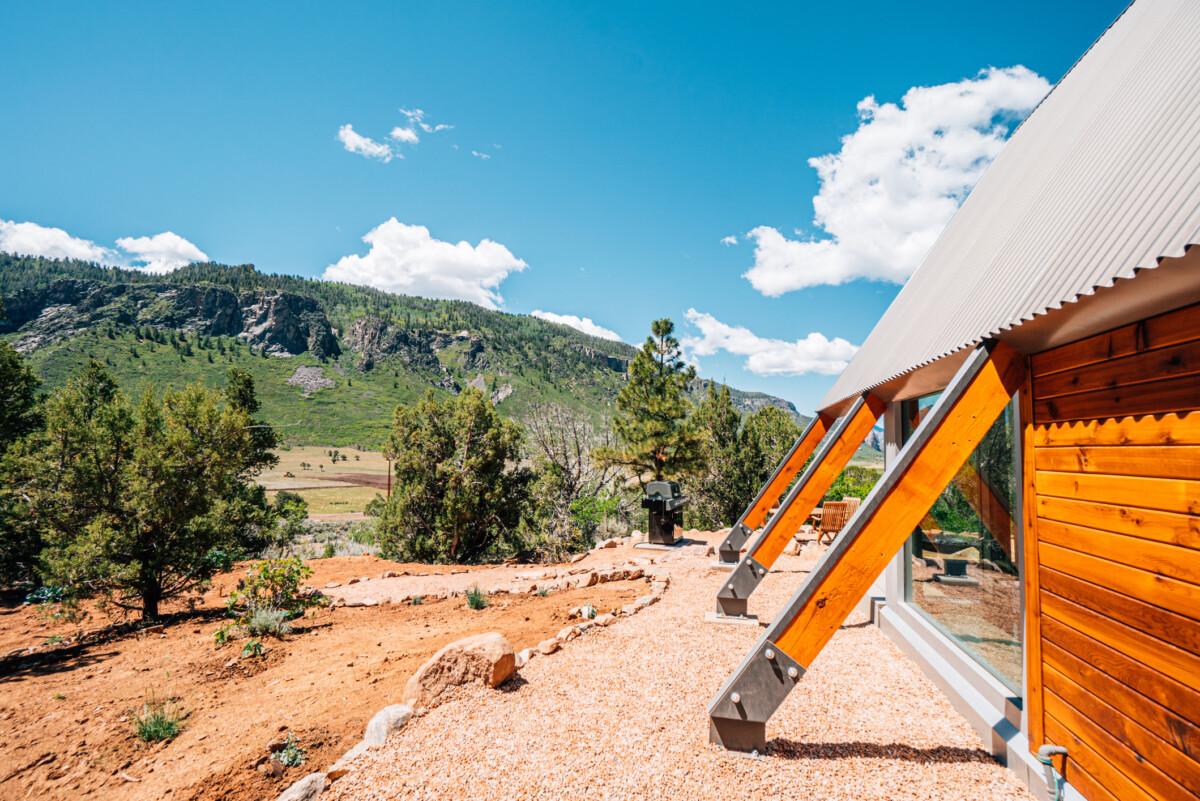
[466,584,488,610]
[322,543,336,559]
[411,595,423,605]
[241,638,264,658]
[133,691,185,742]
[245,608,291,638]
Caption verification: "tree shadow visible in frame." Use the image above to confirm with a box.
[768,739,995,764]
[0,645,117,682]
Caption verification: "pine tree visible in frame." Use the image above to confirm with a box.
[595,318,703,483]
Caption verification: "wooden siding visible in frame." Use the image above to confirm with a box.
[1030,301,1200,801]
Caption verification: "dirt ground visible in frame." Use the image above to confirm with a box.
[0,554,650,801]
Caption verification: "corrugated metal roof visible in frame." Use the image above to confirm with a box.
[819,0,1200,412]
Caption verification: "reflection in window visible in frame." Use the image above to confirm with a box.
[902,395,1022,691]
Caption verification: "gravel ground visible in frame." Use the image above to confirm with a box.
[327,543,1036,800]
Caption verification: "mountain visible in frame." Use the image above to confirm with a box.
[0,254,810,448]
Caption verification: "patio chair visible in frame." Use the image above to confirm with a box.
[817,501,851,545]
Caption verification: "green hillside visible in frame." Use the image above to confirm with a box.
[0,254,829,450]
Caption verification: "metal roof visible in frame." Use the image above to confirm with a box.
[819,0,1200,412]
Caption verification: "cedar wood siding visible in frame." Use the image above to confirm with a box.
[1028,301,1200,801]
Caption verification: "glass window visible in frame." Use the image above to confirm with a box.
[902,394,1022,691]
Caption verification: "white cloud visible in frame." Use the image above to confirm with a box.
[115,232,209,274]
[471,150,491,160]
[337,124,395,162]
[743,66,1050,295]
[322,219,527,310]
[0,219,115,262]
[681,308,858,376]
[531,310,621,342]
[389,127,420,145]
[400,108,453,134]
[720,235,738,246]
[0,219,208,274]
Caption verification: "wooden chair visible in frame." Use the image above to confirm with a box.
[817,501,851,545]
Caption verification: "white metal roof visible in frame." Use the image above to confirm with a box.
[819,0,1200,412]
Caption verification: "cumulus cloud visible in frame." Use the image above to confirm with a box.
[0,219,115,262]
[322,219,527,309]
[743,66,1050,295]
[115,232,209,274]
[681,308,858,376]
[0,219,208,274]
[721,235,738,246]
[337,124,395,162]
[389,126,420,145]
[531,310,622,342]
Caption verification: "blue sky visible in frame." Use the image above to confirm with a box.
[0,0,1128,413]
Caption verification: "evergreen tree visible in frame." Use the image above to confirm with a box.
[0,302,45,583]
[596,318,703,483]
[27,363,275,619]
[690,383,757,528]
[376,388,531,563]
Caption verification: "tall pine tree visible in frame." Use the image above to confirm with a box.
[596,318,703,483]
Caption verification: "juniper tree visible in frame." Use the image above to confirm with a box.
[0,302,45,582]
[28,363,275,619]
[376,388,531,563]
[596,318,703,483]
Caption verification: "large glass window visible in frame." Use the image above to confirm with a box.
[902,394,1022,691]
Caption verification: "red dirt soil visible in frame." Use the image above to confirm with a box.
[0,555,647,801]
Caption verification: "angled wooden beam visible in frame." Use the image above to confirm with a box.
[714,392,886,617]
[709,341,1026,752]
[715,412,836,563]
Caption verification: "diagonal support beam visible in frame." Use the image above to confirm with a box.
[709,341,1026,752]
[716,412,835,563]
[715,392,886,617]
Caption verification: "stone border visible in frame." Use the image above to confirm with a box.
[275,566,675,800]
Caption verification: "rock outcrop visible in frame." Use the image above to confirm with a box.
[570,343,630,373]
[0,278,339,359]
[341,314,442,372]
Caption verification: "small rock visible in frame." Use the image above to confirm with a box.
[621,604,638,616]
[569,552,588,564]
[568,607,582,619]
[573,572,599,588]
[576,620,595,632]
[277,772,327,801]
[347,577,360,585]
[325,582,341,589]
[383,570,400,578]
[783,539,801,556]
[629,532,644,545]
[538,638,559,655]
[556,626,579,642]
[141,624,164,636]
[362,704,413,748]
[258,758,286,777]
[515,648,535,667]
[401,632,516,710]
[599,538,619,549]
[594,613,616,627]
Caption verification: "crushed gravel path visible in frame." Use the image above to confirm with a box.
[328,543,1036,800]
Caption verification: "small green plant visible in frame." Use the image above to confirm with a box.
[226,557,326,635]
[581,604,597,620]
[277,732,307,767]
[45,634,64,645]
[322,543,336,559]
[537,588,549,597]
[466,584,488,610]
[213,625,231,645]
[54,691,66,700]
[411,595,424,606]
[245,608,292,638]
[241,639,264,659]
[133,692,185,742]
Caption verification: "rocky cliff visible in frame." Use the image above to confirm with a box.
[0,278,339,359]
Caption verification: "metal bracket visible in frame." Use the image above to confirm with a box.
[717,522,752,563]
[708,638,805,753]
[715,556,767,617]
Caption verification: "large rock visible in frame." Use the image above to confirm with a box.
[277,772,326,801]
[401,633,516,710]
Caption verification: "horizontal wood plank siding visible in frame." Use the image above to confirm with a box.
[1030,301,1200,801]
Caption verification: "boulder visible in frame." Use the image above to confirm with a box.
[538,638,559,655]
[401,633,516,710]
[277,772,327,801]
[573,572,598,588]
[569,552,588,563]
[621,604,638,616]
[629,532,644,545]
[363,704,413,748]
[594,613,616,627]
[556,626,579,642]
[599,538,619,549]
